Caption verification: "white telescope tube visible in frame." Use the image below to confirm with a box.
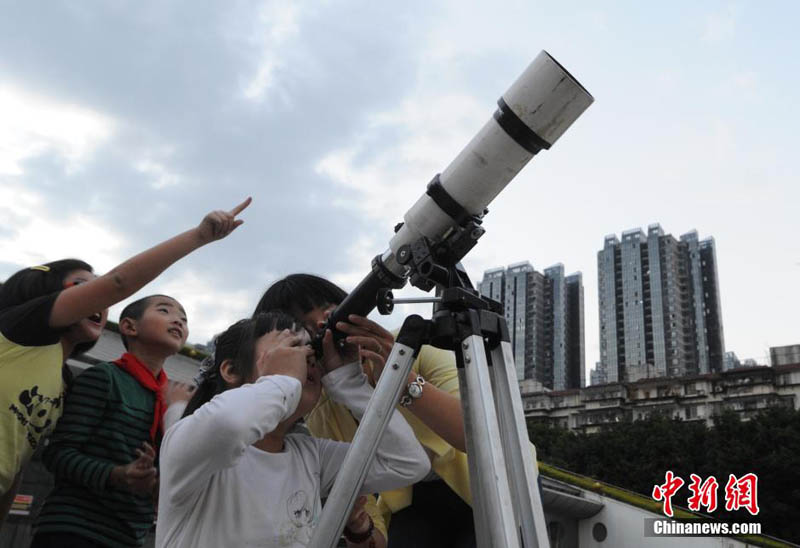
[384,50,593,275]
[323,50,592,342]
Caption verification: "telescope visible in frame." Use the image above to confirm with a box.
[309,51,593,548]
[316,50,593,349]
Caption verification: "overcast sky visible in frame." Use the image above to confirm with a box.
[1,1,798,379]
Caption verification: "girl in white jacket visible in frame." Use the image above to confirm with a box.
[156,311,429,548]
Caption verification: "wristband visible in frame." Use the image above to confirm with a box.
[399,375,425,407]
[343,514,374,544]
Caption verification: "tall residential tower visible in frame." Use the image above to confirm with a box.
[478,262,585,390]
[596,224,725,383]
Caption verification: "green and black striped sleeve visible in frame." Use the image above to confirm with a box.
[42,366,115,491]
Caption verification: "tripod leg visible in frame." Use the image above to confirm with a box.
[457,369,491,548]
[459,332,521,548]
[308,316,428,548]
[488,340,550,548]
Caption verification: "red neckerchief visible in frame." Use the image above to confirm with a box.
[114,352,168,445]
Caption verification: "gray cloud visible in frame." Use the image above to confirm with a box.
[0,2,439,299]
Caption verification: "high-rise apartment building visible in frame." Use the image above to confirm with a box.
[478,262,585,389]
[565,272,586,389]
[597,224,725,383]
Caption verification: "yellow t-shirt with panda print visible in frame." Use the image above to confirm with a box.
[0,293,66,493]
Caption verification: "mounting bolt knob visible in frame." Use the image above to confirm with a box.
[377,288,394,315]
[397,245,412,265]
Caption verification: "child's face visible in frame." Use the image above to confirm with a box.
[135,297,189,354]
[294,329,323,415]
[62,269,108,344]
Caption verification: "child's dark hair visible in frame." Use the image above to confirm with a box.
[0,259,98,357]
[183,311,299,418]
[118,294,177,350]
[0,259,94,311]
[253,274,347,319]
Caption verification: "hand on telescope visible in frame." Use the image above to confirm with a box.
[318,328,359,374]
[335,315,394,386]
[195,197,252,244]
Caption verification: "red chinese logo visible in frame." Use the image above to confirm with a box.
[687,474,719,512]
[652,470,685,517]
[651,472,760,517]
[724,473,759,515]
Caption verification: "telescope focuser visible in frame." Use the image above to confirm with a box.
[376,289,444,315]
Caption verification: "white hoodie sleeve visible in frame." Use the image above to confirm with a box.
[316,362,430,497]
[159,375,301,505]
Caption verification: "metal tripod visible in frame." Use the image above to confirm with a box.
[308,283,550,548]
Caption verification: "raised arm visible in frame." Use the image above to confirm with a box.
[159,373,300,505]
[403,344,465,452]
[160,337,312,504]
[49,198,251,328]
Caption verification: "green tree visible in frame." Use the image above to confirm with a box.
[528,408,800,543]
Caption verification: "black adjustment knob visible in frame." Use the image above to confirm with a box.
[377,288,394,315]
[396,245,412,265]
